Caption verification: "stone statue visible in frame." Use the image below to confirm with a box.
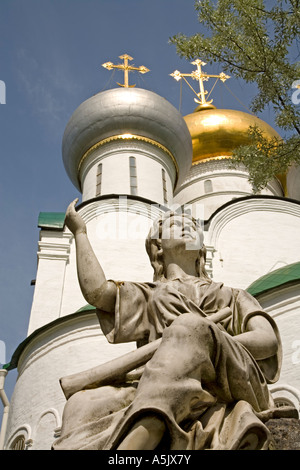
[52,199,290,451]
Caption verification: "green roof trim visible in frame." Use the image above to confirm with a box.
[247,262,300,297]
[1,362,11,370]
[76,304,96,313]
[38,212,66,230]
[5,310,98,371]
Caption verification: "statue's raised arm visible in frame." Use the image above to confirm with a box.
[65,199,117,312]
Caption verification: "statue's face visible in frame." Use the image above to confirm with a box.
[160,214,202,254]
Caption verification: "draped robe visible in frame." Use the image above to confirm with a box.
[53,277,282,450]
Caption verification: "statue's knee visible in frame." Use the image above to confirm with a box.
[165,313,210,341]
[137,415,166,435]
[172,312,207,329]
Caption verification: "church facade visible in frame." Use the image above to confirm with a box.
[2,60,300,450]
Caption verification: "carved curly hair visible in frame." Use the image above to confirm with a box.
[145,211,211,282]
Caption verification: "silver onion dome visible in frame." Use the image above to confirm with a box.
[62,87,193,191]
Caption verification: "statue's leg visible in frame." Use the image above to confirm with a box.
[107,313,272,450]
[53,385,137,450]
[109,313,218,449]
[117,415,166,450]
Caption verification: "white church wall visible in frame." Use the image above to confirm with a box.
[91,154,131,198]
[174,160,283,220]
[208,198,300,289]
[5,312,136,450]
[256,285,300,409]
[58,236,86,316]
[133,155,173,206]
[60,217,155,316]
[27,231,72,335]
[28,198,163,332]
[287,164,300,201]
[80,141,176,205]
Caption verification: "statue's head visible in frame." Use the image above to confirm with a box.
[145,211,211,282]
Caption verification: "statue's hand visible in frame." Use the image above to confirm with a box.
[65,198,86,235]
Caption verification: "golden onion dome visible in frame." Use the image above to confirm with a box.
[184,104,282,164]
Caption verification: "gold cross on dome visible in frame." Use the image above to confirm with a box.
[102,54,150,88]
[170,59,230,107]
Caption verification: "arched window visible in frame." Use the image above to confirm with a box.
[129,157,138,195]
[0,80,6,104]
[162,168,168,205]
[96,163,102,197]
[274,398,296,408]
[10,435,26,450]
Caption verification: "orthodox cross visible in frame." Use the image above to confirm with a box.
[102,54,150,88]
[170,59,230,107]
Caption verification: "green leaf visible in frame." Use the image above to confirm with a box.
[170,0,300,188]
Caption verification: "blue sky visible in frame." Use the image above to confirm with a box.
[0,0,283,409]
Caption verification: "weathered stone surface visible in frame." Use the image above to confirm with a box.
[266,418,300,450]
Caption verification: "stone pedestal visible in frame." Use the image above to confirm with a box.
[266,418,300,450]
